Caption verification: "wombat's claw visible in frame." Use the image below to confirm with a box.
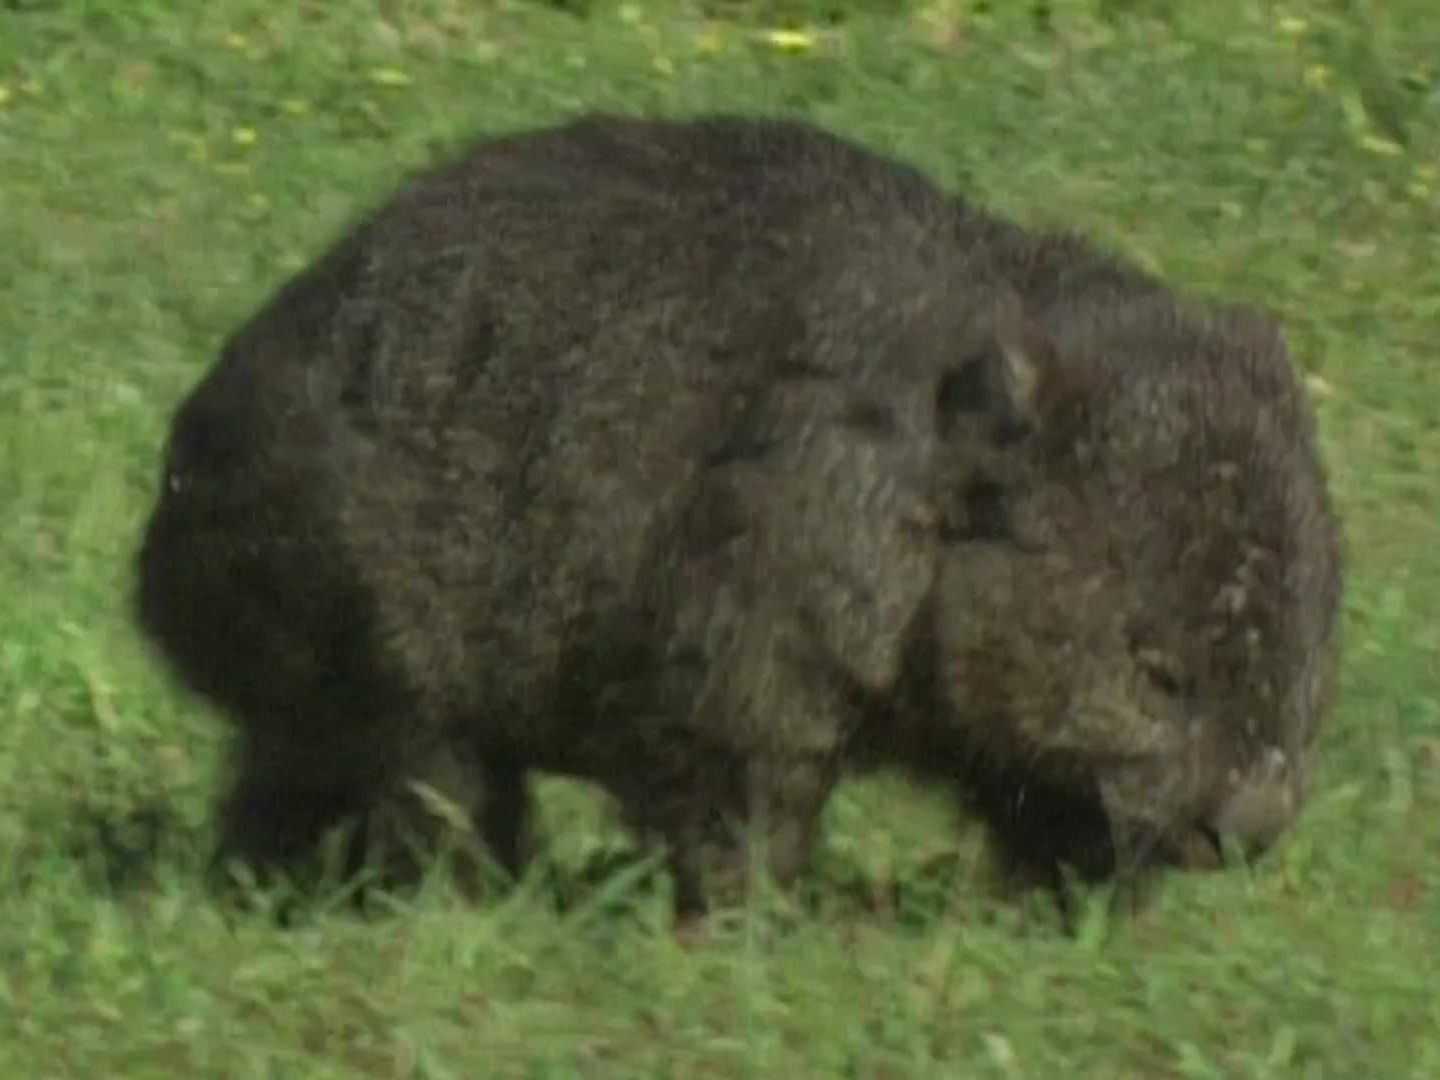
[1184,824,1226,869]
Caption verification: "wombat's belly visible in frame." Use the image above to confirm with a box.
[331,428,701,771]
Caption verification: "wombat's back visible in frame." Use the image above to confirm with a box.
[133,113,995,761]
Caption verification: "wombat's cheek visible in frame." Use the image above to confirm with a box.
[1094,757,1214,866]
[133,506,189,645]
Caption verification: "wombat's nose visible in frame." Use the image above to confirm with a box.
[1209,746,1299,860]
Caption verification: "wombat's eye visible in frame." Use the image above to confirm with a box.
[166,468,190,496]
[937,476,1012,543]
[1135,647,1192,698]
[961,479,1009,540]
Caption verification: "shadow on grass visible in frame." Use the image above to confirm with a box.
[4,797,1075,939]
[2,796,210,900]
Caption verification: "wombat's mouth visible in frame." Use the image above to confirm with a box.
[1179,823,1226,870]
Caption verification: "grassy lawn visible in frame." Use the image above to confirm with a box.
[2,0,1438,1075]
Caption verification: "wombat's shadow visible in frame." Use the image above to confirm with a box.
[18,798,1067,936]
[6,798,206,900]
[490,837,1070,937]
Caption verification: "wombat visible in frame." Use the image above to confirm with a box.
[133,113,1343,914]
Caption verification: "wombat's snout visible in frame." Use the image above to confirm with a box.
[1205,745,1302,863]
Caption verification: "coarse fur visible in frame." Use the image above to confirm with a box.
[133,113,1344,915]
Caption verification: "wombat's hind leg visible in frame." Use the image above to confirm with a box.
[209,771,369,903]
[210,736,538,908]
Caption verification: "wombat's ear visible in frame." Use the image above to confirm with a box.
[1215,301,1288,354]
[1212,302,1303,399]
[934,321,1059,443]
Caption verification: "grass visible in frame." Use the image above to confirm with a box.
[2,0,1438,1074]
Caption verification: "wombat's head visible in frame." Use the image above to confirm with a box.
[928,296,1342,875]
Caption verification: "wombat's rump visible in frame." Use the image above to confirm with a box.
[134,113,1343,912]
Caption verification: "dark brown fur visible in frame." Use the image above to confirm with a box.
[133,114,1343,913]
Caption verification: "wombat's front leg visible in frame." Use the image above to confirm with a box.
[626,748,837,920]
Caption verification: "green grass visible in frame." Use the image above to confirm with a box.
[2,0,1438,1074]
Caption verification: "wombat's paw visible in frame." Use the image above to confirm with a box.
[668,890,809,947]
[204,847,341,927]
[204,802,382,919]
